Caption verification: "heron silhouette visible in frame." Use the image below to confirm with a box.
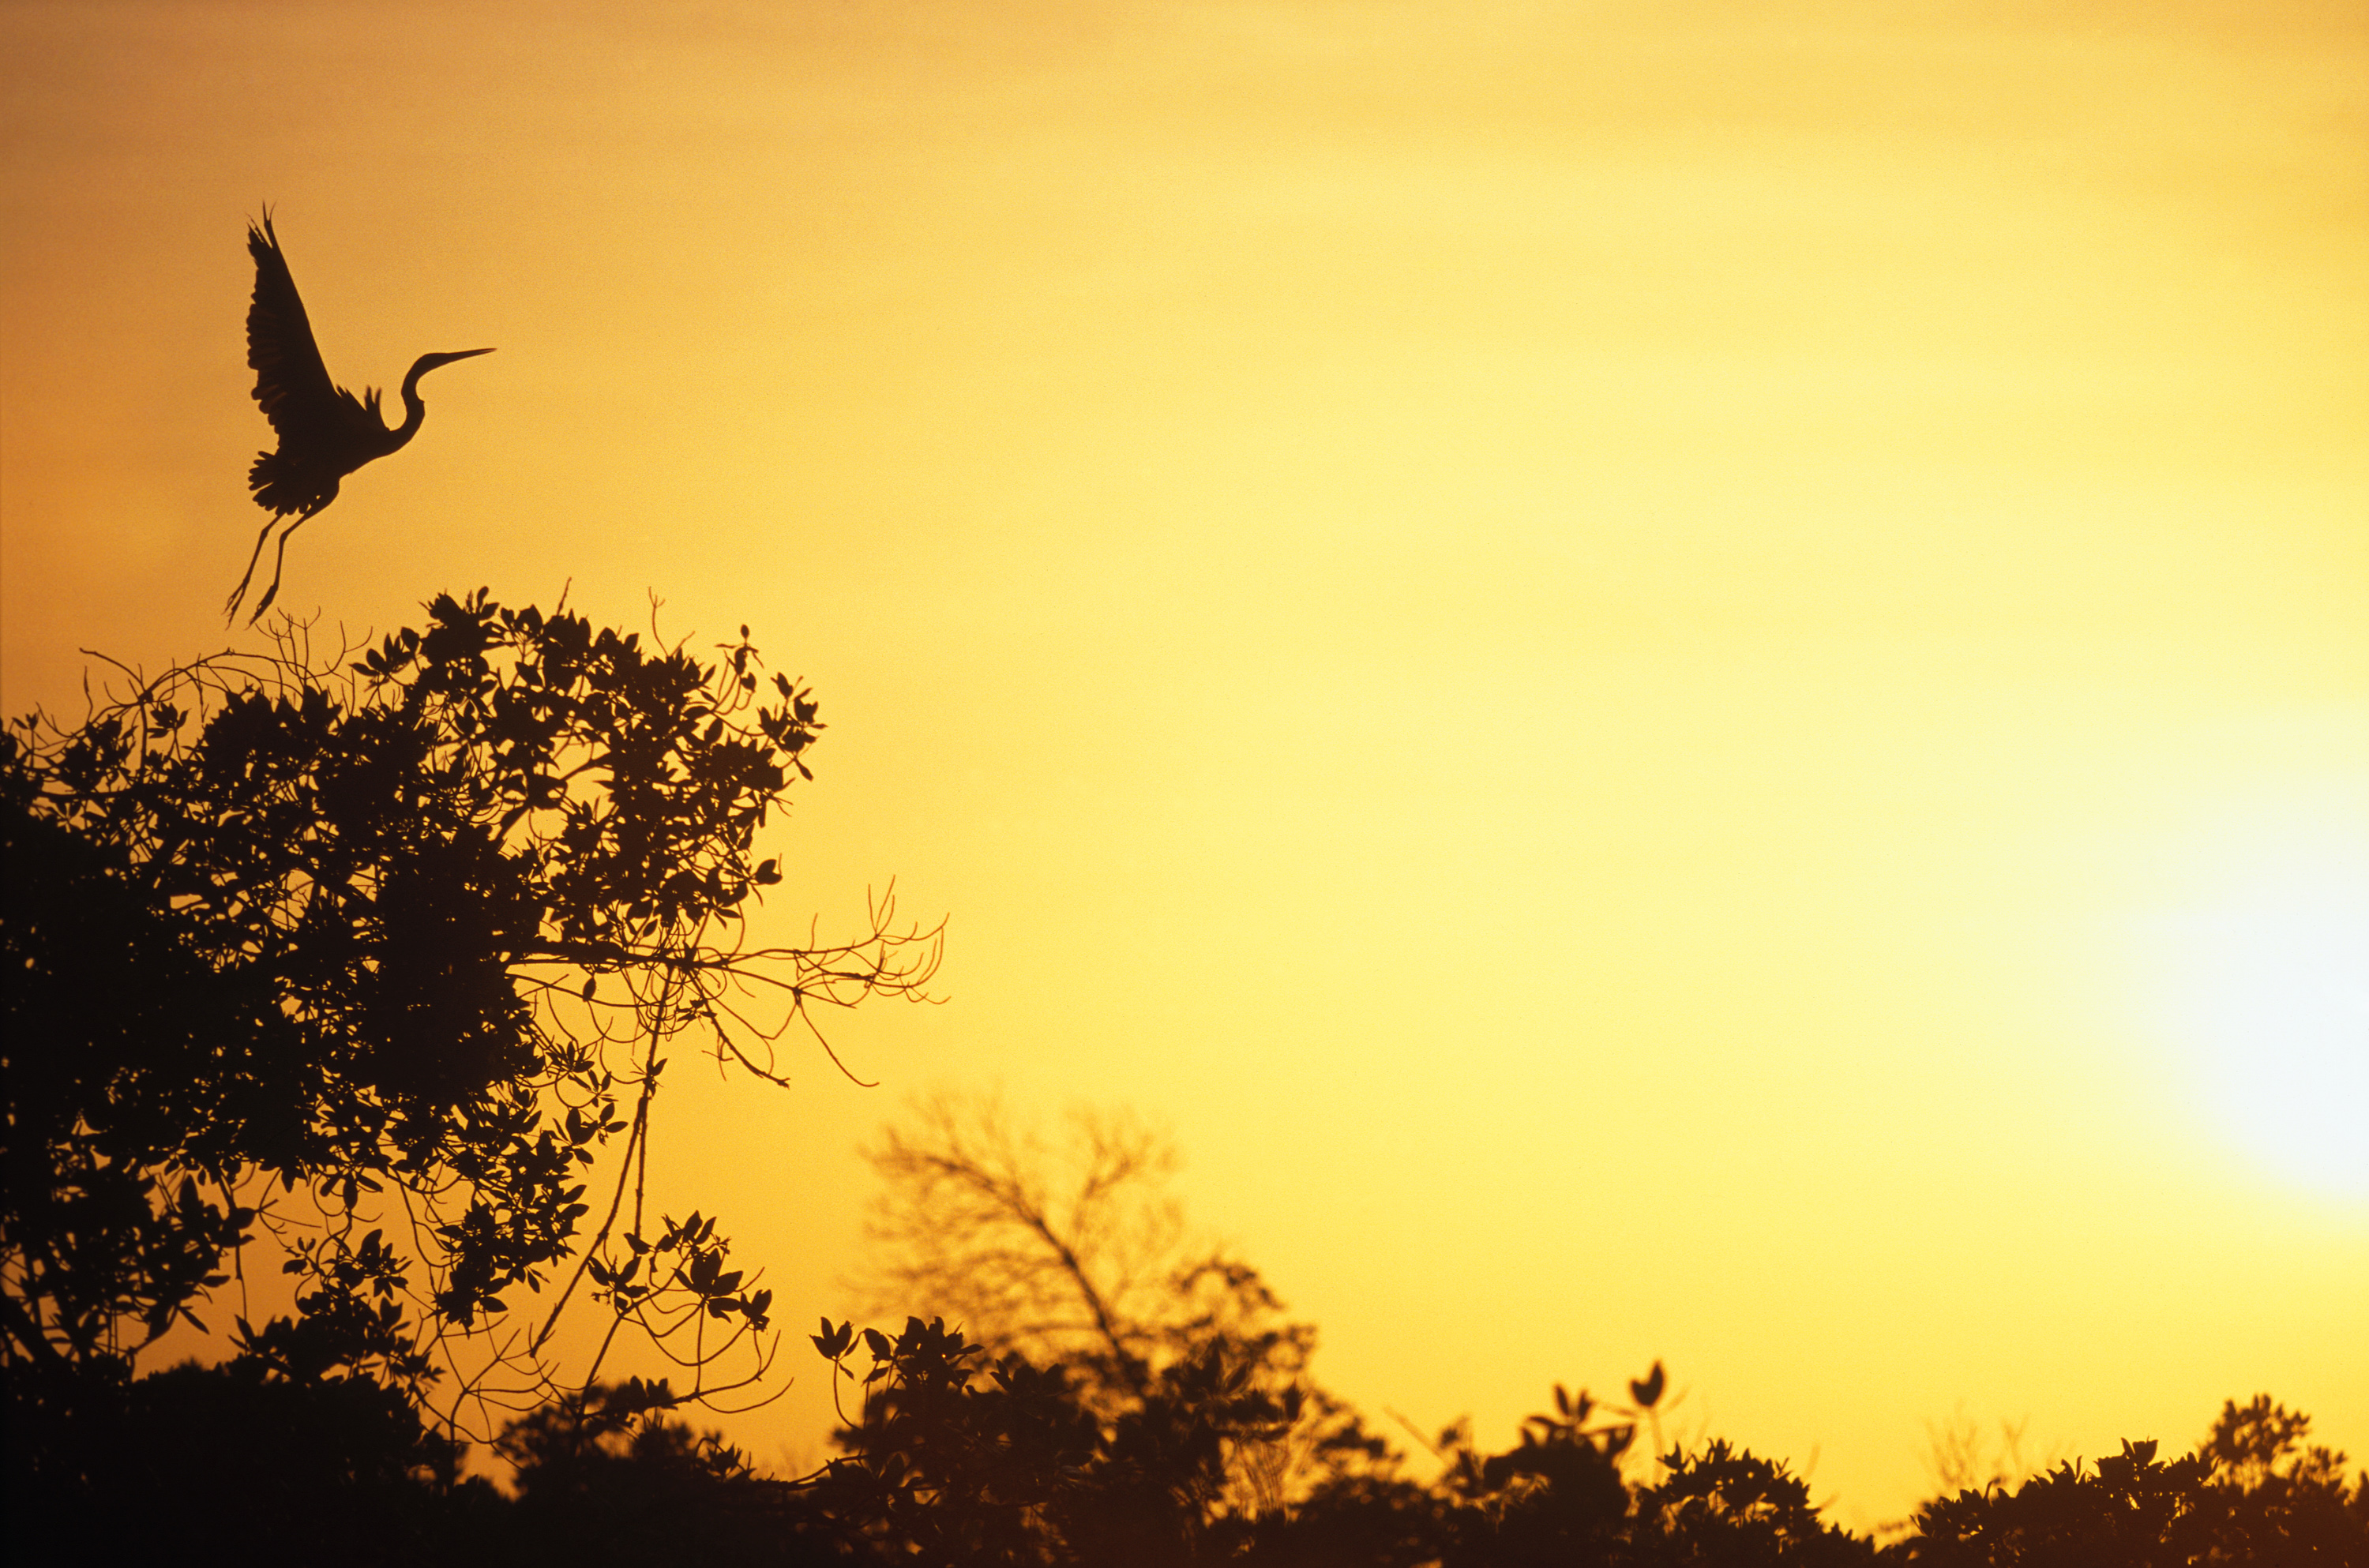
[225,215,492,624]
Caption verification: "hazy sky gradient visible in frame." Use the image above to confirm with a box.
[4,0,2363,1525]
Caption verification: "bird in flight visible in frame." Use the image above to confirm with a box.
[226,214,492,625]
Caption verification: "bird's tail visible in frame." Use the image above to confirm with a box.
[248,449,332,519]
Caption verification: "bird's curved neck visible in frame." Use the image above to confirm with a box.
[392,363,433,447]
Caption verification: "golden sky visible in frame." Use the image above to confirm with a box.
[4,0,2363,1526]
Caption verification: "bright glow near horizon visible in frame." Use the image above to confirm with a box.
[2157,827,2369,1202]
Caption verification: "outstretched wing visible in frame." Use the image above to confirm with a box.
[246,218,352,444]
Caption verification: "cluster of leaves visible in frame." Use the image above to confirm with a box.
[777,1352,2369,1567]
[20,1337,2363,1567]
[783,1319,1900,1566]
[1902,1396,2369,1564]
[854,1096,1399,1518]
[2,593,939,1541]
[574,1207,779,1394]
[802,1312,1316,1565]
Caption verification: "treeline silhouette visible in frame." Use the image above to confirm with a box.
[16,1326,2364,1565]
[5,594,2363,1566]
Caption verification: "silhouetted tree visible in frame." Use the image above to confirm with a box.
[1902,1396,2369,1566]
[1920,1407,2052,1499]
[2,592,939,1556]
[1628,1439,1881,1566]
[1386,1364,1879,1567]
[858,1096,1192,1384]
[855,1094,1400,1520]
[799,1311,1883,1568]
[802,1309,1327,1566]
[487,1377,862,1566]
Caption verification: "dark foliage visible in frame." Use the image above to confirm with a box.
[2,593,938,1556]
[1903,1397,2369,1566]
[856,1096,1407,1519]
[452,1344,2367,1568]
[6,1356,504,1568]
[793,1319,1893,1567]
[486,1379,856,1566]
[1628,1440,1882,1567]
[802,1311,1320,1566]
[789,1332,2369,1566]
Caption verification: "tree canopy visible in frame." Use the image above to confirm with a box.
[2,591,938,1552]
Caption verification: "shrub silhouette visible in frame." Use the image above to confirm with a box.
[856,1094,1403,1517]
[1904,1397,2369,1566]
[796,1315,1900,1566]
[794,1338,2369,1566]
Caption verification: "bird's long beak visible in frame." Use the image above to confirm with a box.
[402,347,496,394]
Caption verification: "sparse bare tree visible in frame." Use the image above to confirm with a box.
[852,1092,1396,1519]
[1920,1403,2052,1496]
[858,1093,1183,1397]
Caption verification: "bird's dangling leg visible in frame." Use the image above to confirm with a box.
[223,512,282,624]
[246,510,316,626]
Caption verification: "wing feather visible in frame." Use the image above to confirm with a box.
[246,218,349,443]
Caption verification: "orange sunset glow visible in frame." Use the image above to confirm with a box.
[3,0,2363,1533]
